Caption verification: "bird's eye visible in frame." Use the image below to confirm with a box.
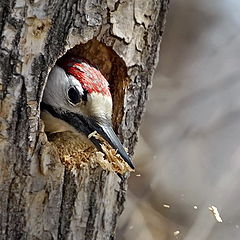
[82,89,88,102]
[68,86,81,105]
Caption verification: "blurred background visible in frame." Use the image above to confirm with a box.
[117,0,240,239]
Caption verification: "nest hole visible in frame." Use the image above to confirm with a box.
[57,38,129,131]
[41,38,132,174]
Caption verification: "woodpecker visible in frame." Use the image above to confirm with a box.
[41,57,135,171]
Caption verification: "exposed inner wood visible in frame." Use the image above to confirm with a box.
[48,131,134,174]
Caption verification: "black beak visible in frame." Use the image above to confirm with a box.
[73,116,135,171]
[88,123,135,170]
[41,103,135,170]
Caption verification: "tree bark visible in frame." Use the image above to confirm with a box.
[0,0,169,239]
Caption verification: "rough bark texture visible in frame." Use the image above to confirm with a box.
[0,0,169,239]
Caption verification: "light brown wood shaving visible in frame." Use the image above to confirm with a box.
[88,131,134,174]
[173,230,180,237]
[48,131,134,174]
[48,132,98,170]
[163,204,170,208]
[208,205,223,222]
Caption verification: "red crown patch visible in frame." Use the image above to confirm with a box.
[61,57,111,97]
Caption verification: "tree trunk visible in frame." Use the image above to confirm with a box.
[0,0,169,239]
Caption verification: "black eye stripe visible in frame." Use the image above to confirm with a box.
[82,89,88,102]
[68,86,81,104]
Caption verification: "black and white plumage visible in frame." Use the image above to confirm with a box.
[41,58,135,171]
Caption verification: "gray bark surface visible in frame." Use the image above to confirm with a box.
[0,0,169,239]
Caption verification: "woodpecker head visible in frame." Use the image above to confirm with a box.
[41,57,135,171]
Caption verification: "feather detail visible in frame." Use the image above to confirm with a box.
[60,57,111,96]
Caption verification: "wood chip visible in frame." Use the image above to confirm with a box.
[163,204,170,208]
[90,131,134,174]
[208,205,223,222]
[49,131,134,174]
[174,230,180,236]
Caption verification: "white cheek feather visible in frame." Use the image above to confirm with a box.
[43,66,69,109]
[41,110,77,133]
[43,66,85,115]
[87,92,113,120]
